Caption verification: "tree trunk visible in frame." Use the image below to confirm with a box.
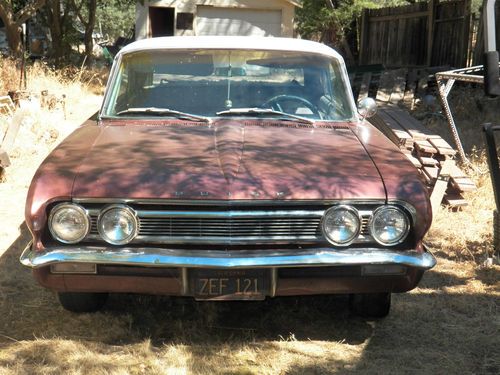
[46,0,67,66]
[4,20,22,56]
[0,0,47,56]
[83,0,97,64]
[0,7,21,56]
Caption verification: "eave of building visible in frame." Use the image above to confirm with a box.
[285,0,302,7]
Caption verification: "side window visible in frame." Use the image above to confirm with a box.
[112,66,129,113]
[328,62,352,119]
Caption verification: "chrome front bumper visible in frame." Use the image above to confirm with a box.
[20,245,437,270]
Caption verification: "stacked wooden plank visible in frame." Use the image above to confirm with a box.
[0,96,15,117]
[0,96,17,171]
[369,105,476,208]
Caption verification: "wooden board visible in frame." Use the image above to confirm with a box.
[444,194,468,208]
[428,138,457,156]
[415,140,439,155]
[0,96,15,116]
[382,106,439,140]
[1,112,21,152]
[449,164,467,179]
[369,111,413,148]
[402,151,422,168]
[423,166,439,182]
[418,155,439,166]
[451,177,477,192]
[430,159,453,215]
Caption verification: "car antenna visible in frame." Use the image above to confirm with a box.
[225,52,233,108]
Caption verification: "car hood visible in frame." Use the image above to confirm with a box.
[70,119,386,201]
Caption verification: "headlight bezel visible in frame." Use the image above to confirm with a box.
[97,204,139,245]
[321,205,361,246]
[48,203,90,244]
[369,205,410,246]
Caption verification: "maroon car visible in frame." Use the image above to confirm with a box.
[20,36,435,317]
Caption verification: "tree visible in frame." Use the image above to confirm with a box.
[40,0,83,65]
[71,0,96,63]
[96,0,135,41]
[0,0,46,55]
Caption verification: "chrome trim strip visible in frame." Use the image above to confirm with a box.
[88,208,325,218]
[136,210,325,218]
[74,198,387,206]
[20,246,437,271]
[84,234,325,245]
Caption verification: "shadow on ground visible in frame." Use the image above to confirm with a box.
[0,225,498,374]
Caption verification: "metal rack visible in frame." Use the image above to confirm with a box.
[436,64,500,163]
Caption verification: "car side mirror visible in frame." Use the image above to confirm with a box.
[357,97,377,120]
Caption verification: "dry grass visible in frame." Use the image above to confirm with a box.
[412,84,500,262]
[0,56,103,255]
[0,232,497,374]
[0,70,498,374]
[426,154,495,262]
[0,57,19,94]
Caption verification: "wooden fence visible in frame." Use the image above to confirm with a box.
[359,0,472,68]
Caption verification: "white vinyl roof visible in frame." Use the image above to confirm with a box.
[118,36,343,61]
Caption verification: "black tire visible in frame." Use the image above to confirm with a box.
[349,292,391,318]
[57,292,108,313]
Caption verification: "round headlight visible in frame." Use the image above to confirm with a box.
[370,206,410,245]
[49,203,90,244]
[322,205,361,246]
[98,205,138,245]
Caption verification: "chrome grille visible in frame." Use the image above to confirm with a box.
[140,217,321,237]
[87,208,374,245]
[360,215,371,235]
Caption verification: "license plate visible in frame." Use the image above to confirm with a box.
[191,269,269,300]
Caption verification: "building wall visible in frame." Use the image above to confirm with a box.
[136,0,296,39]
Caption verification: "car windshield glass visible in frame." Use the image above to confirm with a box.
[103,49,356,121]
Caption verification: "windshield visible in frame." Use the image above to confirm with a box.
[103,49,356,121]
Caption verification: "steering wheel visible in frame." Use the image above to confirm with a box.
[262,94,320,117]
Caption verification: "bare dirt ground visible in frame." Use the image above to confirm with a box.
[0,69,498,374]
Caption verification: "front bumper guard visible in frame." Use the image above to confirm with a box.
[20,245,437,270]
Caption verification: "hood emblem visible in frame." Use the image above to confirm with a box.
[214,122,246,186]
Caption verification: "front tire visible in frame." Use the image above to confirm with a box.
[349,292,391,318]
[57,292,108,313]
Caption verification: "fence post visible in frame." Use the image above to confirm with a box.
[462,0,473,67]
[427,0,436,66]
[359,8,370,65]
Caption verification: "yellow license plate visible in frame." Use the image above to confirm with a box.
[191,269,269,300]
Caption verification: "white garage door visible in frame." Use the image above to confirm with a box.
[196,7,282,37]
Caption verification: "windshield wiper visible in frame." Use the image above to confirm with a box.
[216,108,315,125]
[115,107,210,122]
